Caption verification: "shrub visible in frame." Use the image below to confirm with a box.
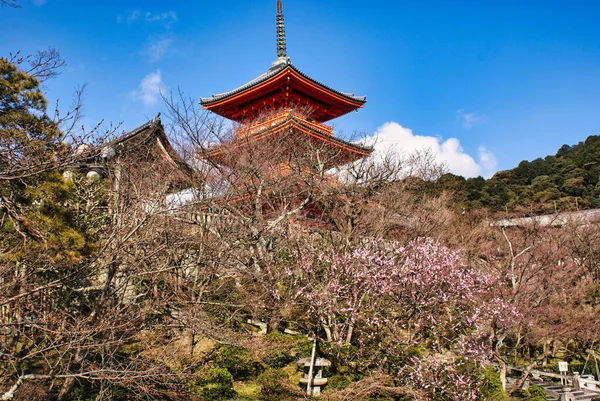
[291,339,313,359]
[257,368,297,401]
[321,342,359,373]
[479,366,505,400]
[195,367,236,401]
[326,374,353,390]
[527,385,546,401]
[263,332,313,369]
[214,345,260,380]
[264,349,294,368]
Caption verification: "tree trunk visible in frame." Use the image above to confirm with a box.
[268,313,281,333]
[320,317,332,342]
[498,359,507,392]
[185,328,195,358]
[57,348,84,401]
[514,351,552,390]
[345,324,354,344]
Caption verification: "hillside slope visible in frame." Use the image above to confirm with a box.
[438,135,600,214]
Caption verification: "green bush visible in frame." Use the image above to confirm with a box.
[194,367,236,401]
[510,388,528,399]
[265,331,296,344]
[214,345,260,380]
[479,366,505,400]
[257,369,292,401]
[291,339,313,359]
[321,342,359,373]
[326,374,353,390]
[527,385,545,401]
[569,359,584,375]
[264,349,294,368]
[263,332,312,368]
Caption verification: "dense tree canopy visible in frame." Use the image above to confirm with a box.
[0,57,65,180]
[428,135,600,215]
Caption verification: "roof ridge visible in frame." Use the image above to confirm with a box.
[200,64,366,106]
[110,114,162,145]
[204,114,372,156]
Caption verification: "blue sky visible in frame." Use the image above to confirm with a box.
[2,0,600,177]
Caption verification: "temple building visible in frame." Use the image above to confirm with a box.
[199,0,372,170]
[76,0,372,219]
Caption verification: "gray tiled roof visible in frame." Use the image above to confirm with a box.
[205,113,372,159]
[200,61,366,105]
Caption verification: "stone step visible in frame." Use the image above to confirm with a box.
[530,381,600,400]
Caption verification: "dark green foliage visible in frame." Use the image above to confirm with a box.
[326,374,353,390]
[0,57,64,180]
[263,332,312,368]
[478,366,505,400]
[264,349,294,369]
[523,385,546,401]
[214,346,261,380]
[194,368,236,401]
[72,380,96,401]
[256,369,293,401]
[321,342,359,374]
[433,135,600,213]
[290,338,313,359]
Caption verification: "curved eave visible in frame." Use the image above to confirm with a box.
[200,64,366,122]
[110,118,192,175]
[203,115,372,164]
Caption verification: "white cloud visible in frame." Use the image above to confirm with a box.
[145,11,177,28]
[143,37,173,62]
[130,70,165,107]
[477,146,498,178]
[126,9,140,23]
[119,10,176,28]
[360,122,497,178]
[456,109,486,129]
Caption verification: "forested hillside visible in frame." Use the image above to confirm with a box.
[438,136,600,214]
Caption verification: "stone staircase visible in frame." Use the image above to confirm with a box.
[533,381,600,401]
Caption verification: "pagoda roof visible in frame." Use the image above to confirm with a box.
[200,61,366,123]
[109,116,187,168]
[105,116,192,189]
[203,109,372,168]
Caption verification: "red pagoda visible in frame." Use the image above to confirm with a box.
[200,0,372,168]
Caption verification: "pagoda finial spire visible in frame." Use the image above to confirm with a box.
[276,0,287,61]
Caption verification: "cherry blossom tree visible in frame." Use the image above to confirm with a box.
[286,237,502,346]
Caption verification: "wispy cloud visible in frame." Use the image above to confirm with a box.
[130,70,165,107]
[360,122,498,178]
[117,9,178,61]
[118,9,177,28]
[144,11,177,28]
[125,9,140,23]
[456,109,487,129]
[142,36,173,62]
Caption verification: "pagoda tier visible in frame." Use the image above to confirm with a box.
[200,61,366,123]
[200,0,372,170]
[203,109,371,169]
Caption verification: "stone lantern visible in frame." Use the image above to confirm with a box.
[297,357,331,396]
